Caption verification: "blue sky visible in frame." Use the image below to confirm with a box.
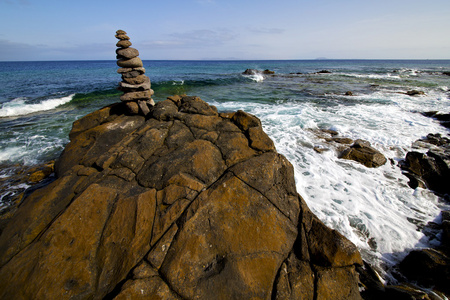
[1,0,449,61]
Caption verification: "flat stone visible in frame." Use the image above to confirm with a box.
[122,74,148,85]
[117,57,143,68]
[116,47,139,59]
[118,77,151,92]
[116,30,127,35]
[117,67,145,75]
[116,40,132,48]
[120,90,154,102]
[115,34,130,40]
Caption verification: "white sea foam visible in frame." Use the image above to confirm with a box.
[242,73,265,82]
[339,73,402,80]
[0,94,75,118]
[0,146,25,163]
[212,88,450,278]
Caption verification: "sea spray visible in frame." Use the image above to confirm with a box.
[0,94,75,118]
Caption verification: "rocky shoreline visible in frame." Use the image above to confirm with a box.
[0,98,449,299]
[0,96,364,299]
[0,43,449,298]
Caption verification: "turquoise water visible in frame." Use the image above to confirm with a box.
[1,59,450,279]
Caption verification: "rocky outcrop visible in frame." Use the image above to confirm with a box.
[115,30,155,115]
[243,69,275,75]
[400,133,450,195]
[423,111,450,129]
[0,96,362,299]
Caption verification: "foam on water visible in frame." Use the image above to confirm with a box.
[242,73,265,82]
[212,86,450,279]
[0,94,75,118]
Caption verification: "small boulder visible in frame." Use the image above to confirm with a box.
[399,248,450,295]
[339,139,387,168]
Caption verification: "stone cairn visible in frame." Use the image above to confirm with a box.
[115,30,154,115]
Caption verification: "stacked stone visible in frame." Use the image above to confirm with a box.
[115,30,154,115]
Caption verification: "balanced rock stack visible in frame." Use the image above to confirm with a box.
[115,30,154,115]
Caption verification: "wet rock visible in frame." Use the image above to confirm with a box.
[339,139,387,168]
[0,96,363,299]
[422,112,450,129]
[399,248,450,295]
[400,134,450,195]
[406,90,425,96]
[242,69,275,75]
[345,91,354,96]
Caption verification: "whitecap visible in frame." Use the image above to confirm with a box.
[242,73,265,82]
[0,94,75,118]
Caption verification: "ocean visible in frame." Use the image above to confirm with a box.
[1,59,450,280]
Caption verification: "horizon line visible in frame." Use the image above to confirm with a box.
[2,58,450,63]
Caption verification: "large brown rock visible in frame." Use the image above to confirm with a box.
[0,96,362,299]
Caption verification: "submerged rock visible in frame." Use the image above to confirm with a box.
[405,90,425,96]
[0,96,362,299]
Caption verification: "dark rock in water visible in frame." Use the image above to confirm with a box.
[443,71,450,76]
[243,69,258,75]
[262,69,275,74]
[356,261,386,300]
[399,248,450,295]
[0,96,362,299]
[339,139,387,168]
[406,90,425,96]
[316,70,331,74]
[345,91,354,96]
[400,134,450,195]
[422,111,450,129]
[242,69,275,75]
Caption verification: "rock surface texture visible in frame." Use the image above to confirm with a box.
[115,29,154,116]
[0,96,362,299]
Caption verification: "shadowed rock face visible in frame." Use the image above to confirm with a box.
[0,96,362,299]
